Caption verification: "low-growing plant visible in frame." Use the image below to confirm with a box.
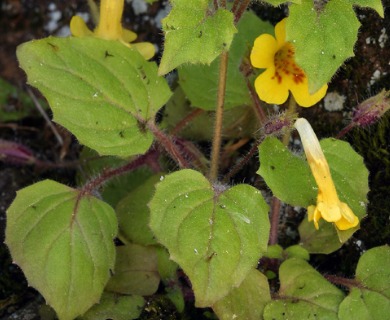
[4,0,390,319]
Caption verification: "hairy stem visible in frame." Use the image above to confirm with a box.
[282,96,297,145]
[170,108,205,136]
[324,274,364,289]
[148,121,190,169]
[336,123,355,139]
[268,97,297,244]
[80,148,158,196]
[222,138,263,183]
[209,51,229,181]
[233,0,251,24]
[269,197,281,245]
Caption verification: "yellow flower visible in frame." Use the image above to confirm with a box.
[70,0,155,60]
[250,18,328,107]
[294,118,359,231]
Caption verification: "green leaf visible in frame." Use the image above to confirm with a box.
[258,137,317,207]
[298,219,346,254]
[5,180,117,320]
[299,138,369,253]
[158,1,236,75]
[263,258,345,320]
[81,292,145,320]
[284,245,309,261]
[264,244,284,259]
[155,246,179,281]
[338,246,390,320]
[149,169,270,306]
[106,244,160,296]
[178,11,272,110]
[213,269,271,320]
[116,175,161,246]
[286,0,360,93]
[350,0,384,17]
[17,37,171,157]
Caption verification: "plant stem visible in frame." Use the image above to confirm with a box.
[268,97,297,244]
[269,197,281,245]
[209,51,229,181]
[282,96,297,145]
[222,138,263,183]
[336,123,355,139]
[170,108,205,136]
[233,0,251,24]
[80,148,158,196]
[148,121,190,169]
[324,274,363,289]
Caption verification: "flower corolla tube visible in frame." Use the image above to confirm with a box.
[294,118,359,231]
[70,0,154,60]
[250,19,328,107]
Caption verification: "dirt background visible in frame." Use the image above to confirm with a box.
[0,0,389,319]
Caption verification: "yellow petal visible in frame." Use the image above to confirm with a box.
[250,34,278,69]
[70,16,93,37]
[95,0,124,40]
[290,80,328,107]
[131,42,156,60]
[254,67,290,105]
[335,215,359,231]
[317,200,342,222]
[308,205,321,230]
[122,28,138,43]
[275,18,287,48]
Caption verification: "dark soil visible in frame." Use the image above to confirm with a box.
[0,1,389,319]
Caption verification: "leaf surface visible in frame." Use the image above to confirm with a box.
[5,180,117,320]
[149,169,270,306]
[213,269,271,320]
[339,246,390,319]
[17,37,171,157]
[287,0,360,93]
[106,244,160,296]
[178,11,272,110]
[116,175,161,246]
[258,137,316,207]
[264,258,345,320]
[81,292,145,320]
[158,0,236,74]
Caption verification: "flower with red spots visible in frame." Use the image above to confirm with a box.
[250,19,328,107]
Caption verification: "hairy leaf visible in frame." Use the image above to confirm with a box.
[339,246,390,319]
[258,137,316,207]
[287,0,360,93]
[17,37,171,157]
[158,1,236,75]
[5,180,117,320]
[81,292,144,320]
[149,169,269,306]
[116,175,161,246]
[106,244,160,296]
[213,269,271,320]
[178,11,272,110]
[264,258,345,320]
